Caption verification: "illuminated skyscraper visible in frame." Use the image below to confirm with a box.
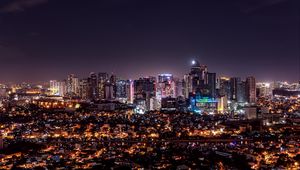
[237,81,247,103]
[105,82,115,100]
[246,76,256,104]
[189,60,208,94]
[50,80,66,96]
[116,80,132,103]
[175,77,184,97]
[79,79,89,100]
[230,77,241,101]
[88,72,98,100]
[128,80,134,104]
[157,74,176,98]
[49,80,59,95]
[98,72,109,100]
[184,60,216,98]
[57,81,67,97]
[207,72,216,98]
[67,74,79,97]
[218,77,231,98]
[183,74,191,99]
[134,77,156,111]
[156,74,175,109]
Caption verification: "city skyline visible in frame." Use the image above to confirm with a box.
[0,0,299,82]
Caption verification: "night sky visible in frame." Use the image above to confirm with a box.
[0,0,299,83]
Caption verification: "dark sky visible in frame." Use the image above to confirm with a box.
[0,0,299,83]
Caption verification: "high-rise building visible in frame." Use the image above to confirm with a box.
[50,80,66,96]
[157,74,176,98]
[184,60,216,99]
[175,78,184,98]
[116,80,132,103]
[237,81,247,103]
[105,82,115,100]
[67,74,79,97]
[230,77,241,101]
[183,74,191,99]
[246,76,256,104]
[49,80,59,95]
[126,80,134,104]
[156,74,176,109]
[218,77,231,98]
[58,81,67,97]
[134,77,156,111]
[88,72,98,100]
[189,60,208,95]
[98,72,109,100]
[207,72,216,98]
[79,79,89,100]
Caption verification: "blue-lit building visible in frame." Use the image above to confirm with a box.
[189,93,218,114]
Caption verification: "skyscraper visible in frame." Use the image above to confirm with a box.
[134,77,156,111]
[189,60,208,95]
[88,72,98,100]
[98,72,109,100]
[184,60,216,98]
[49,80,59,95]
[79,79,89,100]
[57,81,67,97]
[218,77,231,98]
[237,81,247,103]
[230,77,241,101]
[246,76,256,104]
[207,72,216,98]
[157,74,176,98]
[116,80,132,103]
[67,74,79,97]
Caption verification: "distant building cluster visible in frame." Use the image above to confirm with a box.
[44,60,260,115]
[1,60,299,116]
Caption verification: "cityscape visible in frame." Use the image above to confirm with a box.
[0,0,299,170]
[0,60,300,169]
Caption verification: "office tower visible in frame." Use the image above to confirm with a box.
[110,74,117,85]
[230,77,241,101]
[79,79,89,100]
[207,72,216,98]
[116,80,132,103]
[218,77,231,98]
[189,60,208,95]
[108,74,117,99]
[128,80,134,104]
[57,81,67,97]
[156,74,175,109]
[217,95,228,113]
[237,81,247,103]
[98,72,109,100]
[157,74,176,98]
[67,74,79,97]
[183,74,191,99]
[175,78,184,97]
[105,82,115,100]
[246,76,256,104]
[184,60,216,99]
[49,80,59,95]
[134,77,156,111]
[88,72,98,100]
[50,80,67,96]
